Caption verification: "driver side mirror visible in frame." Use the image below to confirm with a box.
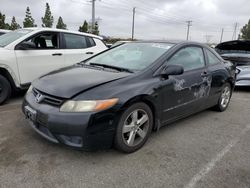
[16,41,36,50]
[161,65,184,78]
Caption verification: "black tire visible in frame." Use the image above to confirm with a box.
[214,83,232,112]
[114,102,153,153]
[0,75,11,105]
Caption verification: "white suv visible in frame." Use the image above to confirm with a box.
[0,28,107,104]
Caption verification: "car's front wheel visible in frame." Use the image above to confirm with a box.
[114,102,153,153]
[215,83,232,112]
[0,75,11,105]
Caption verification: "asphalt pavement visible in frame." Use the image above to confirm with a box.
[0,89,250,188]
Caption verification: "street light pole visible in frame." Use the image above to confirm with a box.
[186,20,192,40]
[132,7,136,40]
[91,0,96,33]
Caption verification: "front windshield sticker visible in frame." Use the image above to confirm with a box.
[151,43,171,50]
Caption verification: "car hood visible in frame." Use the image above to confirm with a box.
[32,65,131,98]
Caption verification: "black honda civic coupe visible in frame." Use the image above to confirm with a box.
[22,41,236,153]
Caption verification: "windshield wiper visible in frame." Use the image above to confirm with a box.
[89,63,134,73]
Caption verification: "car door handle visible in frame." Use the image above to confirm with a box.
[86,52,94,54]
[52,53,63,56]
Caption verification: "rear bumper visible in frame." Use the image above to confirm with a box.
[22,92,116,151]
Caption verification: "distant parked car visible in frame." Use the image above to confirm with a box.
[0,29,10,36]
[23,41,236,153]
[0,28,107,104]
[215,40,250,86]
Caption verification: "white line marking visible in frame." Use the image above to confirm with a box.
[184,124,250,188]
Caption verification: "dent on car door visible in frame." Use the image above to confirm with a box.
[15,32,65,84]
[160,46,212,124]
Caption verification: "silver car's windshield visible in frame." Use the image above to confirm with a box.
[0,29,32,47]
[86,42,174,72]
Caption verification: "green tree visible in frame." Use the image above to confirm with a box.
[0,12,9,29]
[56,16,67,29]
[92,21,99,35]
[23,7,36,28]
[41,2,54,28]
[9,16,21,30]
[78,20,89,32]
[241,19,250,39]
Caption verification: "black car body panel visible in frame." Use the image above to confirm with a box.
[23,41,236,150]
[215,40,250,86]
[33,66,131,98]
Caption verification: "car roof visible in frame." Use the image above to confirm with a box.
[0,29,11,32]
[22,27,103,40]
[128,40,209,47]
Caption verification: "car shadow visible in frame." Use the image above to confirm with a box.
[234,86,250,92]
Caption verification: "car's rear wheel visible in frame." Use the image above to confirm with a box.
[0,75,11,105]
[215,83,232,112]
[114,102,153,153]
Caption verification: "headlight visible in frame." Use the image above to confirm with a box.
[60,98,119,112]
[27,85,33,93]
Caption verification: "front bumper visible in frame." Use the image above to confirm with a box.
[22,92,117,150]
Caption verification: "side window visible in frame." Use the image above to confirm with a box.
[64,33,87,49]
[206,49,221,65]
[25,32,59,49]
[168,47,205,71]
[87,37,96,47]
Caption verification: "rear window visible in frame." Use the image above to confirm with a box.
[63,33,87,49]
[206,49,221,65]
[87,37,96,47]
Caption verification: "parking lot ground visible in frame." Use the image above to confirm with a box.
[0,89,250,188]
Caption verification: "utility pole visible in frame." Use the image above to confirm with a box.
[232,22,238,40]
[220,28,224,43]
[91,0,96,33]
[186,20,192,40]
[132,7,136,40]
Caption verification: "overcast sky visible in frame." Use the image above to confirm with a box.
[1,0,249,43]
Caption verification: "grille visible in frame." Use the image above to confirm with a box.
[33,88,64,106]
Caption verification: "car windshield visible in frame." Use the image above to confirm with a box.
[0,29,32,47]
[86,42,173,72]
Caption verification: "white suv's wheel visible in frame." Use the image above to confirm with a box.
[0,75,11,105]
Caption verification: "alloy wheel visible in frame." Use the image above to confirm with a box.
[122,109,150,147]
[220,86,231,108]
